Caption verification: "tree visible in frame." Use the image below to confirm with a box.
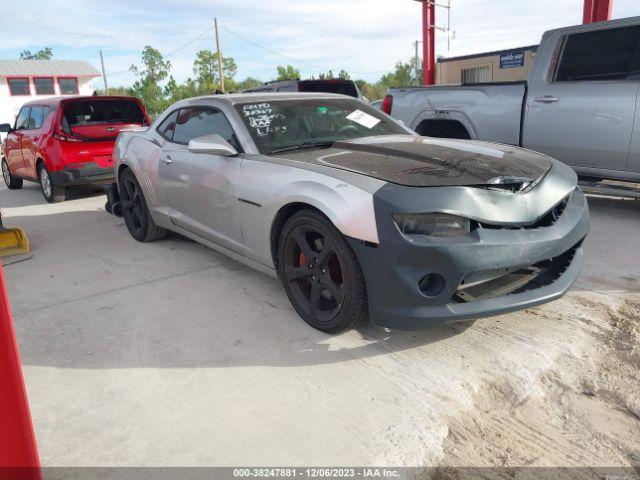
[193,49,237,93]
[276,65,300,81]
[19,48,53,60]
[379,60,415,88]
[235,77,263,91]
[355,79,387,102]
[164,76,198,104]
[130,46,172,114]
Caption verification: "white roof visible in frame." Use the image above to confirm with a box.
[0,60,100,77]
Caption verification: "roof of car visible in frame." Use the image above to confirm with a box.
[180,92,355,106]
[20,95,142,106]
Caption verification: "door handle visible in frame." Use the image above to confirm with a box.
[534,95,559,104]
[161,154,173,165]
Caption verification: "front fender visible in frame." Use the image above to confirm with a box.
[273,180,379,244]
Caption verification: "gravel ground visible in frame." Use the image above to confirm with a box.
[1,182,638,470]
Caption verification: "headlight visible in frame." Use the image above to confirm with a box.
[393,213,471,237]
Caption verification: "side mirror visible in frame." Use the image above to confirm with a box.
[187,134,238,157]
[0,123,12,133]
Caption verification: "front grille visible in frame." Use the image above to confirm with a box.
[476,194,570,231]
[451,240,581,304]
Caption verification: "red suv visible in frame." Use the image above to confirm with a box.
[1,96,150,202]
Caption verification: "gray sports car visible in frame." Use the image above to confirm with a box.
[106,93,589,333]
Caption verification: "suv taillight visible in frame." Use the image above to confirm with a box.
[381,95,393,115]
[53,132,82,142]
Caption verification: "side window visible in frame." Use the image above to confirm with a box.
[277,85,296,92]
[15,107,31,130]
[157,110,179,141]
[173,107,240,151]
[554,25,640,82]
[8,78,30,95]
[28,106,45,129]
[34,77,55,95]
[59,77,79,94]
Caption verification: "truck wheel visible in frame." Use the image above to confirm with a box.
[38,164,65,203]
[2,159,23,189]
[277,209,368,333]
[119,169,167,242]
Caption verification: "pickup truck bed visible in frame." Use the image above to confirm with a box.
[389,82,526,146]
[385,16,640,184]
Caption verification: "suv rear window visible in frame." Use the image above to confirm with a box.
[62,99,147,129]
[298,80,359,98]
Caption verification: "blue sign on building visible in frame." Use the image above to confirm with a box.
[499,51,525,69]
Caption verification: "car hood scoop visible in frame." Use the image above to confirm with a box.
[278,135,553,187]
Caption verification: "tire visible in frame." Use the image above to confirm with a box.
[277,209,368,333]
[38,163,65,203]
[119,168,167,242]
[2,159,23,190]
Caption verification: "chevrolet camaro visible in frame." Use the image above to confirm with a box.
[105,93,590,333]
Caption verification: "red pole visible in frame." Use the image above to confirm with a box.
[422,0,436,85]
[583,0,613,23]
[0,263,41,480]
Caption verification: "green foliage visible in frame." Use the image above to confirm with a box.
[276,65,300,81]
[112,44,422,113]
[19,48,53,60]
[379,60,415,88]
[355,80,388,102]
[235,77,263,91]
[193,49,237,93]
[130,46,172,114]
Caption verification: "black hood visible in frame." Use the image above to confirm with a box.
[276,135,553,188]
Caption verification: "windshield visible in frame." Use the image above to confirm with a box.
[234,98,407,154]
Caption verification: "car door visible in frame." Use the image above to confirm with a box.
[4,107,31,177]
[20,105,48,177]
[523,24,640,173]
[156,106,244,252]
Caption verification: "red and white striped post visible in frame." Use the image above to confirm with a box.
[0,263,41,480]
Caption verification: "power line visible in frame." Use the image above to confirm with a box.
[106,26,213,78]
[165,27,213,58]
[220,25,389,76]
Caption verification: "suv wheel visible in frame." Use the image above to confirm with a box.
[277,209,368,333]
[38,164,65,203]
[2,159,23,189]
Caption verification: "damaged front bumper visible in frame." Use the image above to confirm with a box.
[349,186,590,330]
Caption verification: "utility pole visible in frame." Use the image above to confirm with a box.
[414,40,421,86]
[214,18,225,93]
[99,50,108,94]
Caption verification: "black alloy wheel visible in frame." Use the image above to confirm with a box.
[278,209,368,333]
[119,169,167,242]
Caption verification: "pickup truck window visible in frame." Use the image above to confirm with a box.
[554,25,640,82]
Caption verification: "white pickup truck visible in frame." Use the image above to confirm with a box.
[384,16,640,184]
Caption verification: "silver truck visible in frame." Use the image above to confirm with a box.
[384,16,640,184]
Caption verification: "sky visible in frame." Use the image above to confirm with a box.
[0,0,638,90]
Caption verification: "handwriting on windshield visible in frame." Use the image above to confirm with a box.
[242,103,287,137]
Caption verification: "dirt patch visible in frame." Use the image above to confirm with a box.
[438,296,640,470]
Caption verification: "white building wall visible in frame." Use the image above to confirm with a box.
[0,75,96,126]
